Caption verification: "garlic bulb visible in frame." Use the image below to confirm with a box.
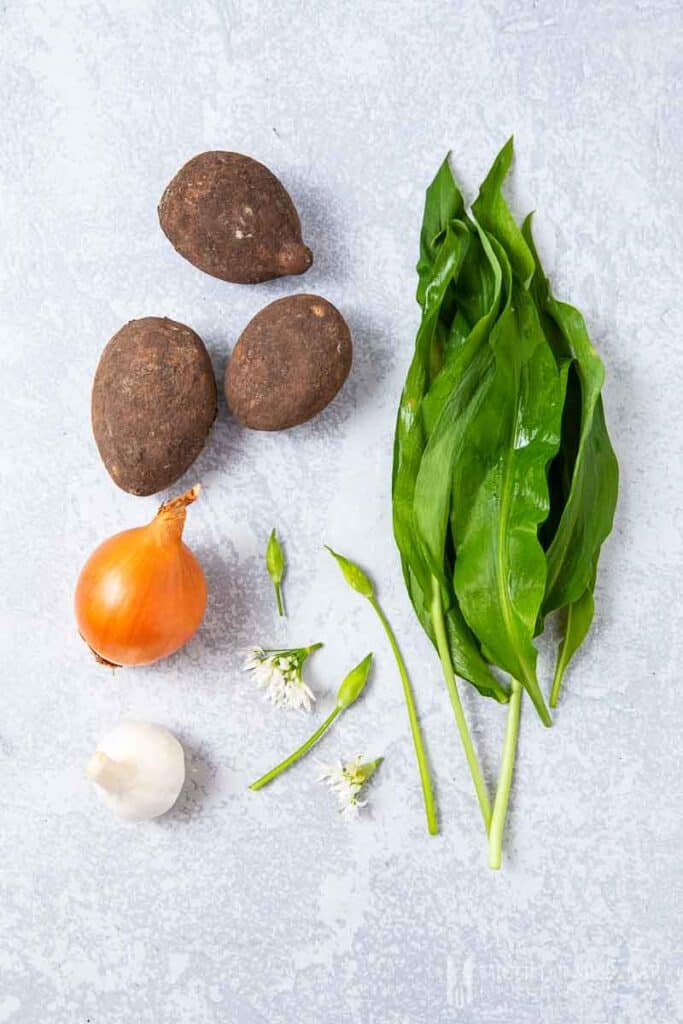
[87,720,185,821]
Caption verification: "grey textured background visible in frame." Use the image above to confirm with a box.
[1,1,682,1021]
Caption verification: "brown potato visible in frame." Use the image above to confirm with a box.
[92,317,217,496]
[225,295,352,430]
[158,151,313,284]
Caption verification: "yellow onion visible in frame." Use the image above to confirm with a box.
[75,485,207,666]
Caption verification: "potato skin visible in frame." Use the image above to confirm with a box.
[158,151,313,284]
[225,295,352,430]
[92,317,217,496]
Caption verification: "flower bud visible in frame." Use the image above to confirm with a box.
[326,547,374,598]
[336,653,373,709]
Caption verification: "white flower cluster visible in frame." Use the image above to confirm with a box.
[244,646,317,712]
[317,755,381,820]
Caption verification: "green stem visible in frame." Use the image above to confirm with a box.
[274,582,284,617]
[430,578,491,833]
[249,706,340,791]
[369,596,438,836]
[488,678,522,870]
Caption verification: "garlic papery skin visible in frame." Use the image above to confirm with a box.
[87,721,185,822]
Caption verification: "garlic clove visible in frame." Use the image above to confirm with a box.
[87,720,185,822]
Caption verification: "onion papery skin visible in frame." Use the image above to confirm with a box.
[75,490,207,666]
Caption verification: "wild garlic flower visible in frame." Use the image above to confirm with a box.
[244,644,322,712]
[249,654,375,792]
[317,755,383,820]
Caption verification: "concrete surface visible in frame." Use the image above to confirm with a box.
[1,1,682,1021]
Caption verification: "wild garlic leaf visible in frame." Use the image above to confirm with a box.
[393,203,506,703]
[550,566,596,707]
[471,137,535,284]
[451,284,563,726]
[415,226,507,581]
[393,158,514,705]
[421,224,503,436]
[393,220,471,604]
[411,228,510,704]
[416,154,467,306]
[525,221,619,614]
[391,140,619,862]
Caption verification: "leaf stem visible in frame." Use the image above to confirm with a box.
[488,678,522,870]
[369,596,438,835]
[249,707,341,791]
[430,578,491,832]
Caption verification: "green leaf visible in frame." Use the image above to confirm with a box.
[421,224,503,435]
[523,217,618,615]
[411,228,510,704]
[537,356,574,562]
[416,154,467,307]
[415,228,506,586]
[544,322,618,611]
[472,137,535,284]
[392,219,470,605]
[550,567,596,707]
[390,141,619,859]
[451,283,563,726]
[393,225,507,703]
[336,653,373,709]
[393,159,511,705]
[325,546,374,598]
